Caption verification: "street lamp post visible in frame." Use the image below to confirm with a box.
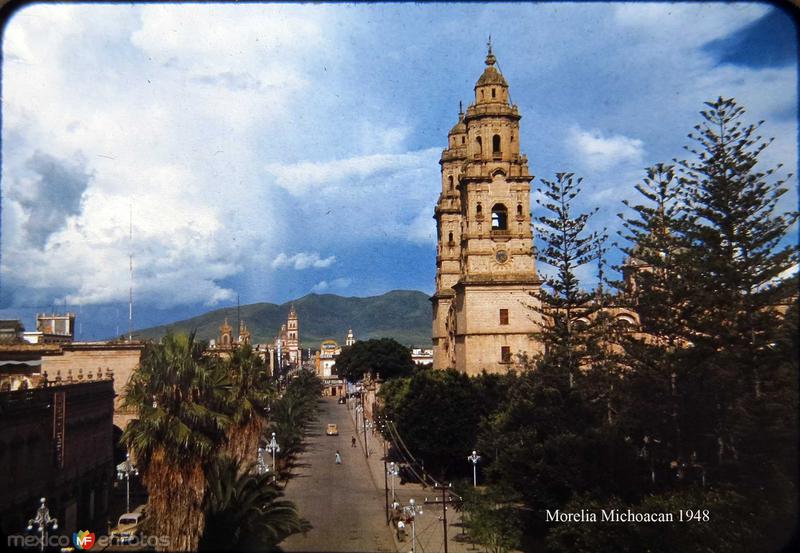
[388,462,399,502]
[116,452,139,513]
[266,432,280,482]
[404,498,422,553]
[27,497,58,552]
[364,420,373,458]
[468,450,480,487]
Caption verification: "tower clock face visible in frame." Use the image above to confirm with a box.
[495,250,509,264]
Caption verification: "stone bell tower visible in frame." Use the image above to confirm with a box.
[286,304,300,365]
[432,42,544,375]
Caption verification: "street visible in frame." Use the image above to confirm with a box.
[280,396,396,552]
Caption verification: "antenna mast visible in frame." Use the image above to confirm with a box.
[128,202,133,342]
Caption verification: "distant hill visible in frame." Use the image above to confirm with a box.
[133,290,433,349]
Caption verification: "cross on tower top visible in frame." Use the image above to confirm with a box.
[485,35,496,66]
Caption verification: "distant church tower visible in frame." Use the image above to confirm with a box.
[345,328,355,347]
[432,42,544,375]
[286,304,300,365]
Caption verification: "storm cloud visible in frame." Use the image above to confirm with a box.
[12,151,91,248]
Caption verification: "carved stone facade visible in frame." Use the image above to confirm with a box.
[432,45,544,375]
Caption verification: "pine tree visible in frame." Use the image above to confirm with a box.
[616,164,691,472]
[534,172,607,388]
[677,97,798,480]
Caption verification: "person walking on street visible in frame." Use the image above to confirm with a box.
[351,436,357,448]
[335,450,342,464]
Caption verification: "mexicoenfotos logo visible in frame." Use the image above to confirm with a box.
[73,530,96,550]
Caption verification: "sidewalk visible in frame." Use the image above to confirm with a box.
[347,402,476,553]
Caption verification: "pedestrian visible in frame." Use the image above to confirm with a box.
[335,450,342,464]
[351,436,357,448]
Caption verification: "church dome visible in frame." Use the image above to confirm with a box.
[449,117,466,135]
[475,48,508,88]
[476,65,507,87]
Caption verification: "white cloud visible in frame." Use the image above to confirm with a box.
[272,252,336,270]
[1,3,341,309]
[567,126,645,172]
[265,148,440,196]
[311,278,352,293]
[613,3,770,47]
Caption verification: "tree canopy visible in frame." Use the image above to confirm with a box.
[333,337,416,381]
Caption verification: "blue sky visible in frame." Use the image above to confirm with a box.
[1,2,797,339]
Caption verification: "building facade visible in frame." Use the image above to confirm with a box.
[0,377,115,538]
[432,45,544,375]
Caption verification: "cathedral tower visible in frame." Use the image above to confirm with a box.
[286,304,300,365]
[432,43,544,374]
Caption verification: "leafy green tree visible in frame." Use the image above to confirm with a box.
[389,369,482,478]
[547,488,764,553]
[333,338,415,382]
[122,333,231,552]
[460,486,522,553]
[200,455,310,551]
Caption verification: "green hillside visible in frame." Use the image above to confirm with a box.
[133,290,433,349]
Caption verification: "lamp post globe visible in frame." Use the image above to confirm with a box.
[468,450,481,487]
[27,497,57,552]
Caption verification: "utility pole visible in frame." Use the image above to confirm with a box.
[425,483,460,553]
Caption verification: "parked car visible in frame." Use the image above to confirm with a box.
[326,423,339,436]
[337,396,346,404]
[110,508,146,544]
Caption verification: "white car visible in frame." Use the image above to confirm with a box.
[110,509,146,544]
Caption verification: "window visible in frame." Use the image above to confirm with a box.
[491,204,508,230]
[510,133,514,143]
[492,88,496,98]
[448,175,454,190]
[476,136,482,156]
[462,136,465,144]
[476,203,483,216]
[501,346,511,363]
[492,134,501,155]
[448,231,454,243]
[517,203,523,216]
[499,309,509,325]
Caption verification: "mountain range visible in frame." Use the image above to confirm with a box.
[134,290,433,349]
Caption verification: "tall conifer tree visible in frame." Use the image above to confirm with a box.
[677,97,798,474]
[534,172,606,387]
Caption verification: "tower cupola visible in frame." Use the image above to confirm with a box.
[474,39,509,105]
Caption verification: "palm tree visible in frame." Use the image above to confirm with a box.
[122,333,231,552]
[199,455,310,551]
[223,345,275,467]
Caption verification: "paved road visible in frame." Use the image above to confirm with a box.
[280,396,396,552]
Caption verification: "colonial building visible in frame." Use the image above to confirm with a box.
[0,371,115,538]
[432,44,544,375]
[285,304,300,365]
[209,318,252,354]
[272,305,302,376]
[316,339,340,378]
[0,316,143,431]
